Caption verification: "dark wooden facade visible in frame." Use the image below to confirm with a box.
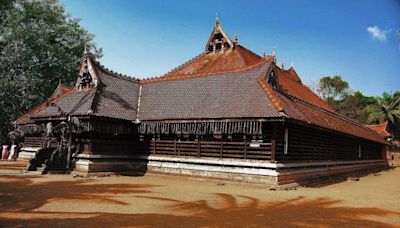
[16,18,388,183]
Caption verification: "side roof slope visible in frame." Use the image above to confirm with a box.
[139,61,282,120]
[33,56,140,121]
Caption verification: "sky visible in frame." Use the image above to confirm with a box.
[60,0,400,96]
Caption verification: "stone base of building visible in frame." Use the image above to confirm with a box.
[276,160,389,186]
[18,147,41,160]
[71,154,388,187]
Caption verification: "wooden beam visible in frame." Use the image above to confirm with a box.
[271,124,277,162]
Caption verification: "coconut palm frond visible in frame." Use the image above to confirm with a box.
[388,96,400,110]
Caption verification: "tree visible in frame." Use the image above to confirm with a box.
[366,92,400,138]
[333,91,369,123]
[315,75,349,104]
[0,0,102,143]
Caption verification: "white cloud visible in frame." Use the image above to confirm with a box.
[367,25,391,42]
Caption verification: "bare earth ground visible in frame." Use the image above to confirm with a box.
[0,161,399,227]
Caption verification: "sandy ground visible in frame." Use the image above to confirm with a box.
[0,161,399,227]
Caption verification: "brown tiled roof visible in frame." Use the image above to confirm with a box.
[32,57,140,121]
[141,45,270,83]
[275,67,336,112]
[15,84,74,124]
[34,87,96,118]
[266,74,386,143]
[366,122,392,139]
[139,61,282,120]
[91,60,140,121]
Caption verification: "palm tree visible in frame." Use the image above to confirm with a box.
[367,92,400,139]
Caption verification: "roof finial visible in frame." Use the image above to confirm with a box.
[262,48,266,57]
[281,61,285,70]
[272,46,276,56]
[215,13,219,24]
[291,61,294,68]
[84,44,88,55]
[234,34,238,44]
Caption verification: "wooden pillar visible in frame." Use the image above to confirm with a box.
[220,141,223,159]
[197,140,201,158]
[382,144,387,161]
[174,140,177,156]
[244,138,247,160]
[271,124,277,162]
[152,136,156,154]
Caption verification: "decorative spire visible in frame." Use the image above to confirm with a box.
[234,34,238,44]
[281,61,285,70]
[291,61,294,68]
[272,46,276,56]
[84,45,88,55]
[262,48,266,57]
[215,13,219,24]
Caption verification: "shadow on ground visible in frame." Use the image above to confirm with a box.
[0,175,398,227]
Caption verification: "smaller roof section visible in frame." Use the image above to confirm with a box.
[15,84,74,125]
[366,121,393,140]
[275,66,336,112]
[32,55,140,121]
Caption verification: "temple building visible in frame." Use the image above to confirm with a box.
[15,18,388,186]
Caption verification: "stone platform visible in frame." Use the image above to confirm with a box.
[71,153,389,187]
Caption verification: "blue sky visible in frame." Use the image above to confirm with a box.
[60,0,400,96]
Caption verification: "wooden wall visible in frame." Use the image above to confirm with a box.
[274,122,384,162]
[133,134,273,161]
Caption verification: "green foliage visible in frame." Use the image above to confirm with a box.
[312,75,400,139]
[316,75,349,104]
[331,91,369,123]
[366,92,400,139]
[0,0,101,143]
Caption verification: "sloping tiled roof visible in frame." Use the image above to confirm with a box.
[34,87,96,118]
[366,122,392,139]
[139,61,282,120]
[32,57,140,121]
[275,67,336,112]
[91,61,140,121]
[142,45,270,83]
[265,70,386,144]
[15,84,74,124]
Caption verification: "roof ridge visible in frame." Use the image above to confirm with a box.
[256,63,285,112]
[236,44,262,60]
[140,58,269,84]
[90,58,139,83]
[257,81,284,112]
[161,52,207,78]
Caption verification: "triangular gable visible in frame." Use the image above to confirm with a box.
[76,55,100,90]
[205,17,234,53]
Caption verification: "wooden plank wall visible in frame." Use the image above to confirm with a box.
[24,136,45,148]
[134,136,273,161]
[274,122,384,162]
